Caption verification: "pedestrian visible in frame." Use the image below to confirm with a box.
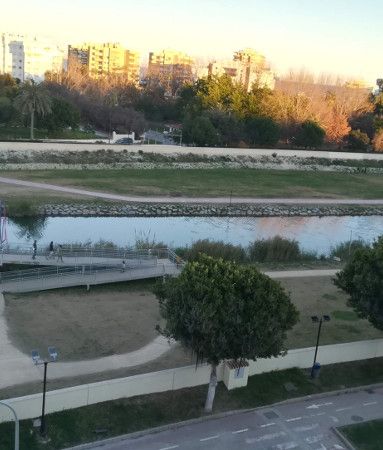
[121,260,126,273]
[46,241,54,260]
[32,240,37,260]
[57,244,63,262]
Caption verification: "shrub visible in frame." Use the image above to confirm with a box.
[183,239,247,263]
[294,120,325,148]
[248,236,313,262]
[330,240,370,262]
[244,116,280,147]
[347,129,370,152]
[372,129,383,152]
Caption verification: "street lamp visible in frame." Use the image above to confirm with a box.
[0,401,19,450]
[310,315,330,378]
[31,346,58,436]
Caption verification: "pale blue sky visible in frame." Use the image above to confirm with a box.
[1,0,382,83]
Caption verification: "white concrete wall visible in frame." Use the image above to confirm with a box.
[1,338,382,423]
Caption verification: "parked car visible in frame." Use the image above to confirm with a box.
[114,138,133,145]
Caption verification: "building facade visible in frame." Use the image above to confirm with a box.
[0,33,64,82]
[207,48,275,91]
[147,49,194,95]
[68,42,139,83]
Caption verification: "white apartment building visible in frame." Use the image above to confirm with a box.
[207,48,275,91]
[0,33,65,82]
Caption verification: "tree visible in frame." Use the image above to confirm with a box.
[294,120,325,148]
[37,97,80,132]
[0,96,13,123]
[372,129,383,152]
[182,114,220,147]
[347,129,370,152]
[244,116,280,147]
[154,255,299,412]
[335,237,383,330]
[13,80,52,139]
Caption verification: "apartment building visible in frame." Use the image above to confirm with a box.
[68,42,139,83]
[147,49,194,95]
[0,33,64,82]
[208,48,275,91]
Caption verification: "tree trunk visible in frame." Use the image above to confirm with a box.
[204,363,218,413]
[30,109,34,140]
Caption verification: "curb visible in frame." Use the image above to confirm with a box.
[65,382,383,449]
[332,427,357,450]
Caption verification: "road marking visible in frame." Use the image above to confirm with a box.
[246,431,286,443]
[260,422,276,427]
[363,401,378,406]
[232,428,248,434]
[334,445,345,449]
[159,446,179,450]
[286,417,302,422]
[315,412,326,416]
[335,407,352,412]
[294,423,319,432]
[305,434,324,444]
[306,402,333,410]
[275,442,299,449]
[330,415,339,423]
[200,435,220,441]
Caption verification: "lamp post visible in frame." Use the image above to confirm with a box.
[32,346,58,436]
[0,401,19,450]
[310,315,330,378]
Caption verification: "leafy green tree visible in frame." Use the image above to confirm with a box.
[182,114,220,147]
[208,110,244,146]
[347,129,370,152]
[335,237,383,330]
[37,97,80,132]
[244,116,280,147]
[154,255,299,412]
[13,80,52,139]
[294,120,325,148]
[0,96,13,123]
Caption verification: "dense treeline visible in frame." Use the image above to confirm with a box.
[1,70,383,150]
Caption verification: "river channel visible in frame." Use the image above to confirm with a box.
[6,215,383,255]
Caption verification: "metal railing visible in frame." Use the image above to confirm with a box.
[0,247,183,285]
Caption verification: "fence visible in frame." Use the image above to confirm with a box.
[1,338,382,423]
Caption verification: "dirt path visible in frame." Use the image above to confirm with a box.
[1,176,383,204]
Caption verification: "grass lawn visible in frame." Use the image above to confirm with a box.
[2,168,383,199]
[4,276,383,363]
[0,358,382,450]
[340,419,383,450]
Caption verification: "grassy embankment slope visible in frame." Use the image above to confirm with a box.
[1,168,383,204]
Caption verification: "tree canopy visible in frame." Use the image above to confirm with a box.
[154,254,299,411]
[334,237,383,330]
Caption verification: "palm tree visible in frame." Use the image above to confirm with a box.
[13,80,52,139]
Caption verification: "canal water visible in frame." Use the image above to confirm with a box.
[6,215,383,255]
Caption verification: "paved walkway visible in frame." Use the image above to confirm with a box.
[74,387,383,450]
[0,260,180,293]
[0,292,174,390]
[1,176,383,205]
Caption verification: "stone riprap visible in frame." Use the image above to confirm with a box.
[0,147,383,173]
[40,203,383,217]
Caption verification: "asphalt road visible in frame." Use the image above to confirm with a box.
[76,387,383,450]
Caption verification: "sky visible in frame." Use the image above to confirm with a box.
[1,0,382,84]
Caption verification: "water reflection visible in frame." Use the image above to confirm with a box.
[5,215,383,255]
[9,216,48,240]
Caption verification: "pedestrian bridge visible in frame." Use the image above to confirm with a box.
[0,243,183,293]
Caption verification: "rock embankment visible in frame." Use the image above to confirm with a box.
[40,203,383,217]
